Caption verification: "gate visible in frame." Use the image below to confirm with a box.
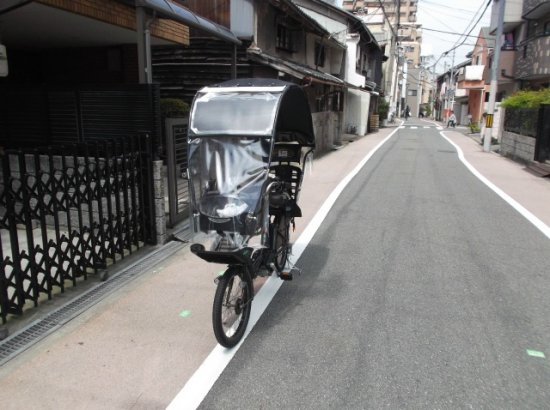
[0,136,155,323]
[535,104,550,163]
[165,118,189,227]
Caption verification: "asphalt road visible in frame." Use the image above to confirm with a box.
[198,122,550,409]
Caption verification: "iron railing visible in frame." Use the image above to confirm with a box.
[0,135,155,323]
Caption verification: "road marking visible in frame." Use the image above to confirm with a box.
[166,128,402,410]
[179,310,191,318]
[424,126,430,129]
[410,126,418,129]
[526,349,545,358]
[440,132,550,240]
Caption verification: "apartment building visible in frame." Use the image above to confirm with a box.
[343,0,422,117]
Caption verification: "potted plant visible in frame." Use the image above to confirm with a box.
[378,99,390,127]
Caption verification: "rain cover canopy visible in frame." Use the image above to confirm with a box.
[188,136,270,244]
[187,79,315,250]
[190,88,284,136]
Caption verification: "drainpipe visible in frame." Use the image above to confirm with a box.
[136,6,154,84]
[136,6,147,84]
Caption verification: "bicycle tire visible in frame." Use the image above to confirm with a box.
[274,215,290,272]
[212,268,252,348]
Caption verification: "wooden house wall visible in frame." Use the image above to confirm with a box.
[152,38,254,104]
[180,0,231,27]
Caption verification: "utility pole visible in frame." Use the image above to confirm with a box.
[483,0,505,152]
[390,0,402,118]
[395,0,402,117]
[448,49,456,121]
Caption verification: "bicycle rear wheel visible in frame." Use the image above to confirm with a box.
[212,268,252,348]
[273,216,290,272]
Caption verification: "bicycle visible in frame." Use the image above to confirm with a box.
[187,79,314,347]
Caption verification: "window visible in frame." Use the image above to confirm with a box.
[502,32,515,50]
[314,42,325,67]
[408,89,417,96]
[544,21,550,36]
[356,49,368,73]
[276,24,294,52]
[523,45,528,59]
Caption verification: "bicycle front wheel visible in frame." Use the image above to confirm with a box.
[212,268,252,348]
[274,216,290,272]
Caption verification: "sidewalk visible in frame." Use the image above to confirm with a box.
[1,124,549,410]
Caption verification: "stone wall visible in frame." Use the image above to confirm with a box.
[153,160,167,245]
[500,131,536,164]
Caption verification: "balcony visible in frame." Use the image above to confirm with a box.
[457,65,486,89]
[490,0,523,33]
[523,0,550,19]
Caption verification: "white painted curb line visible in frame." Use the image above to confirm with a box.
[166,128,401,410]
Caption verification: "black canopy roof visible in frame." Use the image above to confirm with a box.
[210,78,316,147]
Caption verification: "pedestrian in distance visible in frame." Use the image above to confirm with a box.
[447,111,457,128]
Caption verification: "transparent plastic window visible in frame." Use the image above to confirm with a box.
[190,91,282,135]
[188,136,271,249]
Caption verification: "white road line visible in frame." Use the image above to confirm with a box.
[166,128,401,410]
[440,132,550,240]
[424,126,431,129]
[410,126,418,129]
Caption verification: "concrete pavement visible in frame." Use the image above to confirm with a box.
[0,120,549,409]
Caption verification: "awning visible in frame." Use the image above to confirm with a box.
[247,48,345,87]
[137,0,241,45]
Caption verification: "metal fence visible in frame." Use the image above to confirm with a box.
[0,136,155,323]
[503,108,539,137]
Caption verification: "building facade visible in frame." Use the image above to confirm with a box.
[343,0,421,117]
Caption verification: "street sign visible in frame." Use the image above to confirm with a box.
[485,113,494,128]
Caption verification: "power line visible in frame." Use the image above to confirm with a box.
[444,0,493,57]
[377,0,397,37]
[418,0,480,15]
[421,7,459,33]
[450,0,491,50]
[422,27,492,40]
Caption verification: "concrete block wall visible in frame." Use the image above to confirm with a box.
[500,131,536,164]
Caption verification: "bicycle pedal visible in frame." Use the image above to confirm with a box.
[279,271,293,281]
[257,266,271,277]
